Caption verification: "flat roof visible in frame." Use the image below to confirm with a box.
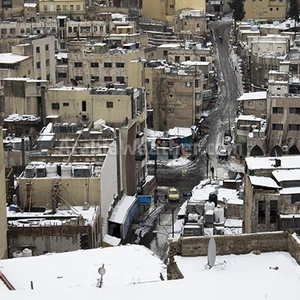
[238,91,267,101]
[246,156,300,170]
[249,176,280,189]
[0,53,31,64]
[272,169,300,182]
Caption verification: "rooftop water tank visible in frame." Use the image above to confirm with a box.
[36,165,46,178]
[13,251,23,258]
[61,164,72,178]
[214,206,225,224]
[46,163,57,177]
[22,248,32,257]
[204,201,215,213]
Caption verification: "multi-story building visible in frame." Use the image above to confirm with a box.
[142,0,206,22]
[244,156,300,234]
[11,36,56,83]
[0,53,33,80]
[0,127,7,259]
[39,0,86,20]
[0,0,24,19]
[244,0,287,22]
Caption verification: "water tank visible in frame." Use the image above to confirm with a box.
[13,251,23,258]
[214,206,225,223]
[12,138,22,150]
[73,165,92,178]
[204,201,215,213]
[36,165,47,178]
[61,164,72,178]
[46,163,57,177]
[22,248,32,257]
[191,10,201,17]
[253,129,259,138]
[25,165,35,178]
[188,213,200,223]
[61,123,69,133]
[205,209,214,223]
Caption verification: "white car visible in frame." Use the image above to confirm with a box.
[218,149,228,160]
[224,136,232,145]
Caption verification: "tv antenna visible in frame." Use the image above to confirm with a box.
[70,78,78,87]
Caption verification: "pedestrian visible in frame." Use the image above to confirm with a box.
[211,166,215,179]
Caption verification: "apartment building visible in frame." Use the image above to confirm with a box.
[39,0,86,20]
[244,156,300,234]
[67,41,142,87]
[244,0,287,22]
[0,0,24,19]
[0,128,7,259]
[142,0,206,22]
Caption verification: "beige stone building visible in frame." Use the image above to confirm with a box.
[244,156,300,234]
[142,0,206,22]
[244,0,287,22]
[0,53,33,80]
[172,9,207,40]
[237,91,267,117]
[0,0,24,19]
[11,36,57,84]
[0,128,7,259]
[39,0,86,20]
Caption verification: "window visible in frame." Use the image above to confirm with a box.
[91,62,99,68]
[36,62,41,69]
[104,76,112,82]
[116,76,125,83]
[104,62,112,68]
[46,59,50,66]
[91,76,99,82]
[291,194,300,203]
[63,5,67,11]
[145,78,149,84]
[163,50,168,56]
[58,72,67,78]
[1,29,6,34]
[116,62,124,68]
[44,5,47,11]
[270,7,273,11]
[185,82,191,87]
[36,46,40,54]
[200,56,206,62]
[272,107,283,114]
[70,5,73,10]
[185,56,190,61]
[74,62,82,68]
[52,103,60,110]
[45,44,49,51]
[68,27,72,33]
[100,26,103,32]
[289,107,300,114]
[57,5,61,11]
[106,102,113,108]
[196,23,199,28]
[270,201,277,223]
[46,74,50,81]
[167,81,174,86]
[82,101,86,111]
[75,76,83,81]
[10,28,15,34]
[276,7,279,10]
[289,124,300,131]
[21,29,25,34]
[175,56,180,63]
[195,79,199,88]
[63,102,69,107]
[272,124,283,130]
[248,101,253,106]
[258,201,266,224]
[94,26,98,32]
[170,4,174,8]
[76,5,80,10]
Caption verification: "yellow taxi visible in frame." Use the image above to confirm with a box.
[167,187,180,202]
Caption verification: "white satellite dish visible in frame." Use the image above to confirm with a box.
[207,237,216,268]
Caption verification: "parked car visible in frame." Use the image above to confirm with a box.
[218,149,228,160]
[224,136,232,145]
[167,187,180,202]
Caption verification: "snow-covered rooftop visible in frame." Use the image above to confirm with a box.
[272,169,300,182]
[237,91,267,101]
[280,187,300,195]
[246,156,300,170]
[236,114,261,122]
[109,194,136,224]
[249,176,280,189]
[168,127,192,137]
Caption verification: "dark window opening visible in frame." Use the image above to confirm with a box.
[258,201,266,224]
[82,101,86,111]
[270,200,277,223]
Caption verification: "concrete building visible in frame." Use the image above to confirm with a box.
[244,156,300,234]
[172,9,207,41]
[244,0,287,22]
[0,78,47,124]
[0,0,24,19]
[11,36,57,83]
[237,91,267,117]
[142,0,206,22]
[0,127,7,258]
[39,0,86,20]
[0,53,33,80]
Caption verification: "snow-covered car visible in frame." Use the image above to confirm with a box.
[224,136,232,145]
[218,149,228,160]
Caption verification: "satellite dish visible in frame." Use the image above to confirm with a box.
[70,78,78,87]
[207,237,216,268]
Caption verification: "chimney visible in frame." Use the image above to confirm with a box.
[275,158,281,167]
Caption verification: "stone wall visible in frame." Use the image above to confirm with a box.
[287,233,300,265]
[171,232,289,257]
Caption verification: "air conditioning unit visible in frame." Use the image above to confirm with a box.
[283,145,288,152]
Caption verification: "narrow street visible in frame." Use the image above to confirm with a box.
[139,19,244,259]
